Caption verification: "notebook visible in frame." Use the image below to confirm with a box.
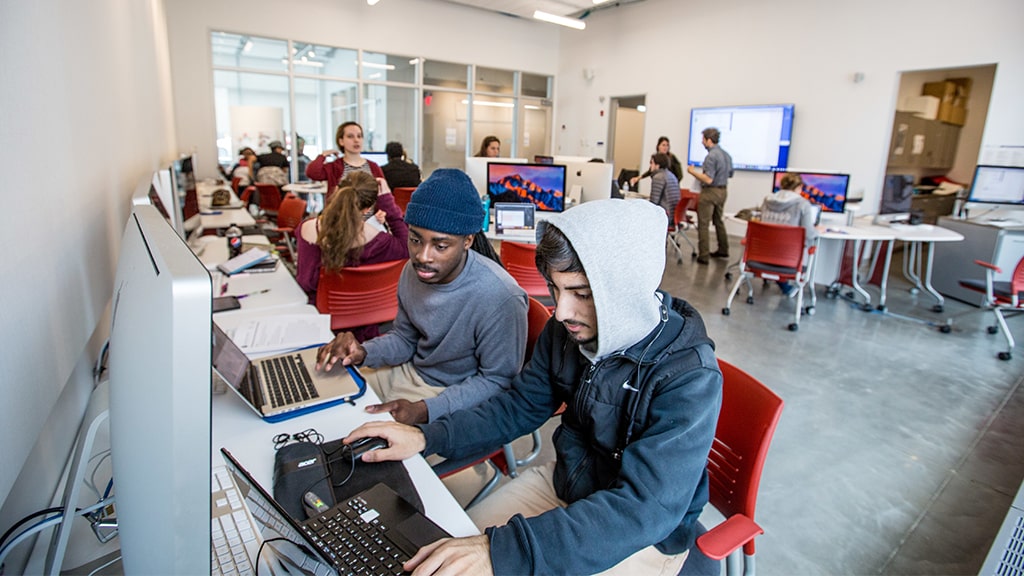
[220,448,451,576]
[495,202,536,235]
[212,323,366,423]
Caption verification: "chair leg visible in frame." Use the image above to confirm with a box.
[725,550,743,576]
[742,553,756,576]
[676,228,697,257]
[667,235,685,265]
[464,460,503,509]
[993,308,1015,360]
[722,272,746,315]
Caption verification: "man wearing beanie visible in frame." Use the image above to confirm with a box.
[343,199,723,575]
[318,169,528,425]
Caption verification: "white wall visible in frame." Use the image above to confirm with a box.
[555,0,1024,213]
[0,0,177,569]
[163,0,562,180]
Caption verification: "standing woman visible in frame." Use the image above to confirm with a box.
[296,172,408,339]
[475,135,501,158]
[631,136,683,186]
[306,121,385,203]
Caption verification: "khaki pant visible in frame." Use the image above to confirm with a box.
[469,462,689,576]
[697,186,729,258]
[361,363,442,404]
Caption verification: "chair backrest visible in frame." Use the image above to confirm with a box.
[673,191,698,227]
[500,241,549,298]
[393,187,416,215]
[743,221,806,269]
[1013,257,1024,303]
[254,183,283,212]
[231,176,242,195]
[315,259,407,331]
[275,197,307,230]
[708,359,784,556]
[525,297,552,363]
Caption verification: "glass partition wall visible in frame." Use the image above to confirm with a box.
[211,31,554,181]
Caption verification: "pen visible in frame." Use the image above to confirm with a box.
[220,282,229,295]
[236,289,271,299]
[201,210,223,215]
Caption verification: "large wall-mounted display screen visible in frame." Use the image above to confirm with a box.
[688,104,795,172]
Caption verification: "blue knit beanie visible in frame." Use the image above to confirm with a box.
[404,169,483,235]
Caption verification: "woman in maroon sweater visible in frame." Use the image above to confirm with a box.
[305,121,384,204]
[296,172,408,339]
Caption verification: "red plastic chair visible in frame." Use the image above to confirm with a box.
[500,241,552,310]
[697,359,784,576]
[393,187,416,215]
[721,221,817,331]
[265,196,307,261]
[242,183,284,220]
[231,176,242,196]
[667,189,699,263]
[434,297,554,509]
[315,259,407,332]
[942,256,1024,360]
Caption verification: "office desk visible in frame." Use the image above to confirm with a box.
[284,181,328,213]
[211,380,480,539]
[196,235,307,313]
[818,223,897,310]
[888,224,964,312]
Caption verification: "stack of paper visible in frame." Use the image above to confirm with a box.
[218,314,334,359]
[217,248,270,275]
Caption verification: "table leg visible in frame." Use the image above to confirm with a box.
[921,241,945,312]
[877,240,894,311]
[849,238,873,310]
[903,241,924,294]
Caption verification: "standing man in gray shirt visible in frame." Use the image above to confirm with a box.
[687,127,734,264]
[317,169,528,425]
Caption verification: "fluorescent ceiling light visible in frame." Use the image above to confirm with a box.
[525,105,542,110]
[637,105,647,112]
[461,99,514,108]
[308,50,315,57]
[282,58,325,68]
[533,10,585,30]
[409,58,421,65]
[367,0,381,5]
[593,0,613,4]
[242,40,254,52]
[361,61,396,70]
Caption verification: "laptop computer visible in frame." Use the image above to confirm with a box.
[213,323,366,423]
[220,448,451,576]
[495,202,536,235]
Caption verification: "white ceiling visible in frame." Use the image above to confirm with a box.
[437,0,646,21]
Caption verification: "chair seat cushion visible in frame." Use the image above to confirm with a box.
[746,260,798,276]
[959,279,1023,302]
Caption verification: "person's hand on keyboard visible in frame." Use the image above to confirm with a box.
[343,421,426,463]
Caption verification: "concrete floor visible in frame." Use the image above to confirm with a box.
[442,237,1024,575]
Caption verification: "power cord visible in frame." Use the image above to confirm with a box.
[0,498,114,568]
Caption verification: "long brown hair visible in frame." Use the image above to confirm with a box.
[317,171,378,270]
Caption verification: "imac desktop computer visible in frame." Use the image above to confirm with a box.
[964,164,1024,222]
[772,170,850,219]
[486,162,567,213]
[465,156,527,197]
[107,202,212,573]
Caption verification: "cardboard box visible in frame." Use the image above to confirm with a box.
[922,78,972,108]
[898,95,940,120]
[936,102,967,126]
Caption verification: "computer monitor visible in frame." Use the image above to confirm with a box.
[465,156,527,196]
[107,202,212,573]
[772,170,849,214]
[167,155,195,238]
[533,155,554,164]
[563,161,615,204]
[362,151,389,167]
[966,165,1024,208]
[487,162,567,213]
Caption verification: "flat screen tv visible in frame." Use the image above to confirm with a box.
[688,104,794,172]
[772,170,849,214]
[966,165,1024,207]
[487,162,567,213]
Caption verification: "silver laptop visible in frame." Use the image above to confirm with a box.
[212,323,366,423]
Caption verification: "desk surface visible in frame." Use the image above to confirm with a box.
[212,376,480,538]
[283,181,329,195]
[197,236,308,313]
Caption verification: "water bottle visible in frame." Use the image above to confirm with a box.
[481,195,491,232]
[225,223,243,258]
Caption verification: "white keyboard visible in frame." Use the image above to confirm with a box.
[211,466,262,576]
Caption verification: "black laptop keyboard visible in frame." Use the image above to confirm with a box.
[261,354,318,408]
[302,494,411,576]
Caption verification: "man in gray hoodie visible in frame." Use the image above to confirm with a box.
[345,199,723,575]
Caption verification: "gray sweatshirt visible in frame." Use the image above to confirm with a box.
[360,250,528,421]
[760,189,819,247]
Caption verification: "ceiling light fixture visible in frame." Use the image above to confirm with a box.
[242,40,254,52]
[367,0,381,5]
[593,0,613,4]
[308,50,315,57]
[533,10,585,30]
[461,99,515,108]
[281,58,325,68]
[637,105,647,112]
[361,61,396,70]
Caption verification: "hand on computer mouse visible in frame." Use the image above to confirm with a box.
[347,436,389,459]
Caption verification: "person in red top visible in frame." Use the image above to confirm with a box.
[296,171,408,340]
[305,121,384,203]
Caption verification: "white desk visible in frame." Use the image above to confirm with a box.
[284,181,329,213]
[196,182,256,228]
[888,224,964,312]
[818,222,897,310]
[211,374,480,539]
[196,235,308,314]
